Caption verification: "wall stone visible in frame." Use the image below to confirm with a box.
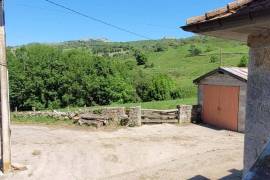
[177,105,201,123]
[100,107,126,122]
[128,106,141,127]
[244,30,270,175]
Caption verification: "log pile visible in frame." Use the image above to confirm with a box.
[141,109,178,123]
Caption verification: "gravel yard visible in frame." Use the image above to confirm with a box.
[2,124,244,180]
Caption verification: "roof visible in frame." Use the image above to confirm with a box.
[181,0,270,41]
[193,67,248,84]
[185,0,253,25]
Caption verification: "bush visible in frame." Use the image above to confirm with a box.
[188,45,202,56]
[134,50,148,65]
[9,45,138,110]
[144,62,154,69]
[238,56,248,67]
[205,45,213,52]
[135,74,177,102]
[209,55,218,63]
[153,43,168,52]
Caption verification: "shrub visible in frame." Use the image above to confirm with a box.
[205,45,213,52]
[134,50,148,65]
[209,55,218,63]
[135,74,177,102]
[188,45,202,56]
[144,62,154,69]
[238,56,248,67]
[153,43,168,52]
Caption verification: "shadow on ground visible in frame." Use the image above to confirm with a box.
[187,169,242,180]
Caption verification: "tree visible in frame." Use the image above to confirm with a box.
[238,56,248,67]
[188,45,202,56]
[134,50,148,65]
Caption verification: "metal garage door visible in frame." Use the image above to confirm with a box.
[202,85,240,131]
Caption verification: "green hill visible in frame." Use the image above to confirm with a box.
[8,36,248,110]
[57,36,248,90]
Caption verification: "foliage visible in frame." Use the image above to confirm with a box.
[153,43,168,52]
[8,36,249,111]
[188,45,202,56]
[209,55,219,63]
[135,74,180,102]
[8,44,179,111]
[134,50,148,65]
[238,55,248,67]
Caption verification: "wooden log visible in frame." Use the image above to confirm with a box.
[142,115,177,120]
[141,118,178,123]
[80,114,109,121]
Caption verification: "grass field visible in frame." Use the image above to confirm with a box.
[11,115,74,126]
[144,37,248,96]
[57,36,247,113]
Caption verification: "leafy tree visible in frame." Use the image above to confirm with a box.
[8,43,179,111]
[134,50,148,65]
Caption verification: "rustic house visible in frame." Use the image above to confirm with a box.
[181,0,270,177]
[194,67,247,132]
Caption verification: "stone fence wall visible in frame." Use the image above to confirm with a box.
[141,105,201,124]
[13,105,201,128]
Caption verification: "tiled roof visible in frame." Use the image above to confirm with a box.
[182,0,270,41]
[186,0,252,25]
[193,67,248,84]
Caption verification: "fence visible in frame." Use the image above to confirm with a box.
[13,105,201,127]
[141,105,201,124]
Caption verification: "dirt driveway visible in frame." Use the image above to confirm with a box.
[2,124,244,180]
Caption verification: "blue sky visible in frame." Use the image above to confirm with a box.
[6,0,232,46]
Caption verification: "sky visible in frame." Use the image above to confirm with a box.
[6,0,233,46]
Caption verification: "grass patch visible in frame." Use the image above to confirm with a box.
[111,97,196,109]
[11,115,74,126]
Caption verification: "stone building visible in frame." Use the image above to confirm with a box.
[194,67,247,132]
[181,0,270,177]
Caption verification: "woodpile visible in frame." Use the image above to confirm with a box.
[141,109,178,124]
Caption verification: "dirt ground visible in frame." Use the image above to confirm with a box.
[1,124,244,180]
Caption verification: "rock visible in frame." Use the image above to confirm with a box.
[32,150,41,156]
[12,163,27,171]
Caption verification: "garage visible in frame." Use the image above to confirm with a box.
[194,67,248,132]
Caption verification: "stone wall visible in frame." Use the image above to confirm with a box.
[177,105,201,123]
[14,105,201,127]
[244,30,270,174]
[128,107,141,126]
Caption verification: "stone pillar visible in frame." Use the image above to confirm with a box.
[244,30,270,174]
[128,106,142,127]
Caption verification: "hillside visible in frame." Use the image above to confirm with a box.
[57,36,248,97]
[8,36,249,110]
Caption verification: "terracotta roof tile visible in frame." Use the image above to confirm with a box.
[186,0,253,25]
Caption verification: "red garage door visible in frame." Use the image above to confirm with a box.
[202,85,240,131]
